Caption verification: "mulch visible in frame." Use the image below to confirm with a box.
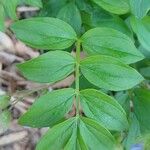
[0,19,74,149]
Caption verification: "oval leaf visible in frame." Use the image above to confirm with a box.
[17,50,75,83]
[80,89,129,131]
[130,0,150,19]
[36,118,76,150]
[131,16,150,52]
[81,27,144,64]
[36,117,85,150]
[10,17,77,50]
[79,117,115,150]
[19,88,75,127]
[92,0,129,14]
[57,2,82,34]
[36,117,115,150]
[80,55,144,91]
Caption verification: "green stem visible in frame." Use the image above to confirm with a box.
[75,40,80,116]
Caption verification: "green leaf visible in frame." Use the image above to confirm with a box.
[115,92,130,115]
[92,0,129,15]
[0,5,4,31]
[57,2,82,34]
[135,58,150,79]
[36,117,115,150]
[81,27,144,64]
[17,51,75,83]
[131,16,150,52]
[124,113,141,150]
[79,117,115,150]
[0,110,11,134]
[39,0,68,17]
[36,118,76,150]
[71,75,99,90]
[78,75,99,90]
[140,66,150,78]
[0,95,11,134]
[2,0,18,20]
[10,17,77,50]
[80,89,128,131]
[22,0,43,8]
[75,0,93,12]
[138,45,150,59]
[80,55,144,91]
[19,88,75,127]
[130,0,150,19]
[133,88,150,133]
[0,95,10,110]
[81,5,133,38]
[141,134,150,150]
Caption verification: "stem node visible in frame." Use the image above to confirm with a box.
[75,40,80,116]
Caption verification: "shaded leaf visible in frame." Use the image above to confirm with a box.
[124,113,141,150]
[140,66,150,78]
[130,0,150,19]
[138,45,150,59]
[57,2,82,34]
[135,58,150,79]
[115,92,130,115]
[81,5,133,38]
[17,51,75,83]
[39,0,68,17]
[71,75,99,90]
[133,88,150,133]
[22,0,43,8]
[91,0,129,15]
[131,16,150,51]
[75,0,93,12]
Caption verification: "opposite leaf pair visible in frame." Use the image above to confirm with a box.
[16,50,143,91]
[36,117,115,150]
[19,88,128,131]
[10,17,144,91]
